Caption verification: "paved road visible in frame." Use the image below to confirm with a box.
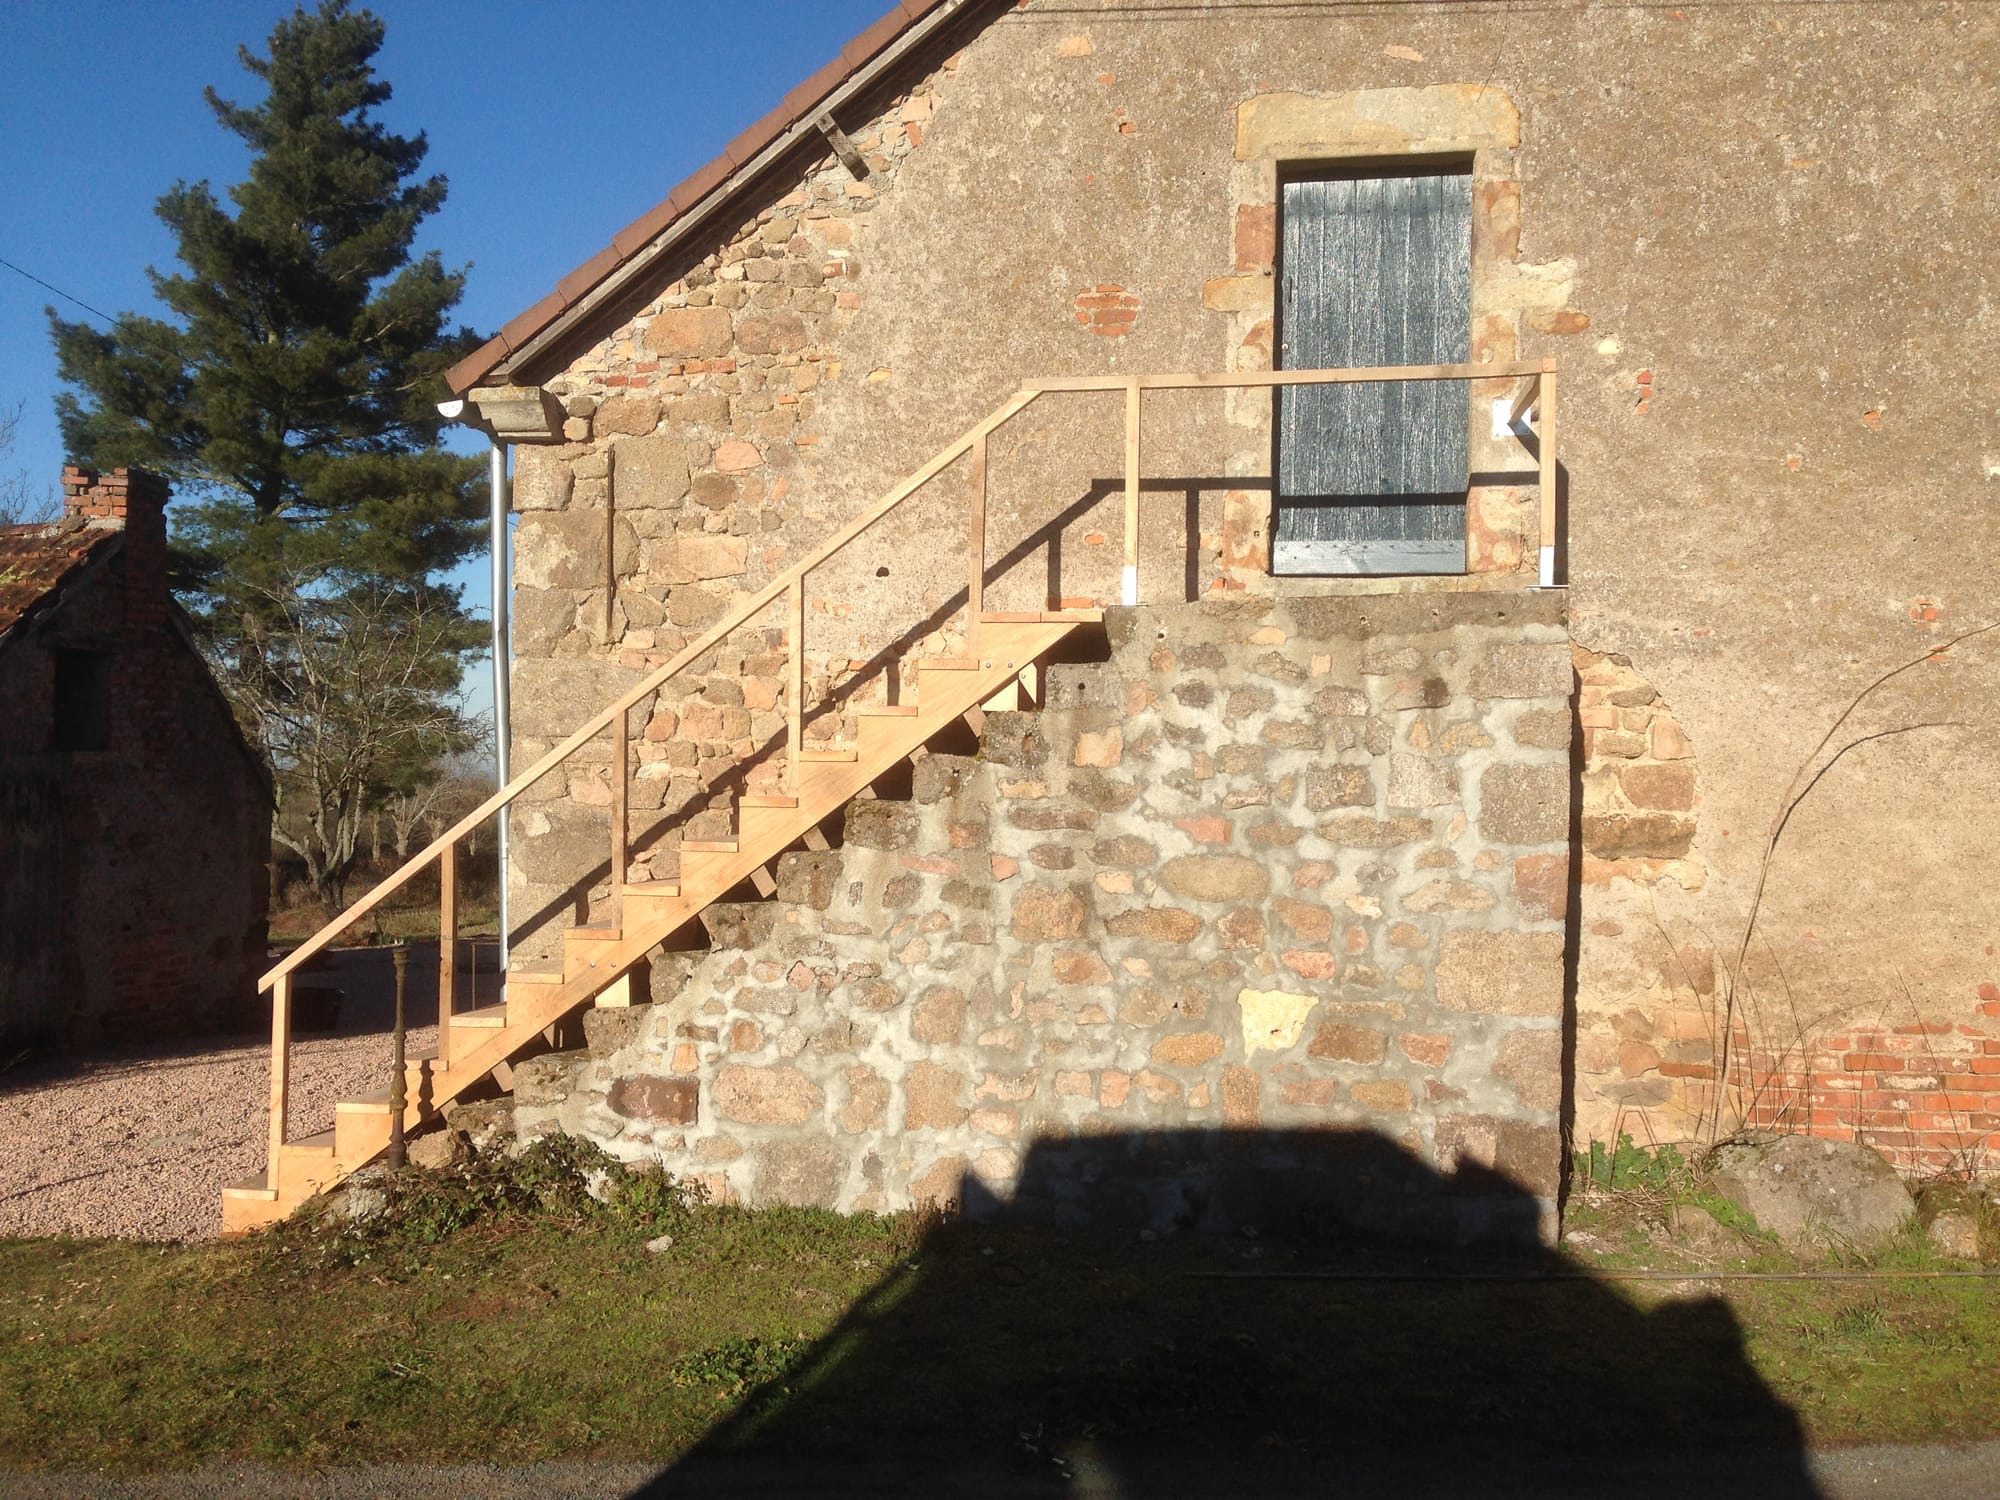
[4,1440,1998,1499]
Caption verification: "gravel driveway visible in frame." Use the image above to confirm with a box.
[0,944,492,1242]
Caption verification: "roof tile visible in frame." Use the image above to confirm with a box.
[557,244,625,303]
[843,7,909,68]
[0,519,120,639]
[611,198,679,259]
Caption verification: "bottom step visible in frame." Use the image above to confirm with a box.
[222,1173,278,1202]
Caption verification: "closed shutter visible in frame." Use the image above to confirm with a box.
[1275,168,1473,575]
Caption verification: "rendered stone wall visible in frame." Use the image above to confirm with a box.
[499,0,2000,1171]
[516,593,1572,1244]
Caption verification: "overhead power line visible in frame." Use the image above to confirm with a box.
[0,253,122,326]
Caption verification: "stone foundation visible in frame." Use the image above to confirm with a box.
[517,592,1572,1244]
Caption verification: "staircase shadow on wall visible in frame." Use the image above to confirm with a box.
[634,1129,1815,1499]
[510,472,1199,950]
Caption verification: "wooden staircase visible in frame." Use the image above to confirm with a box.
[221,615,1092,1232]
[221,358,1559,1235]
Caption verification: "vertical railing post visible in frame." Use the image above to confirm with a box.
[610,704,628,899]
[437,839,457,1067]
[268,972,291,1180]
[787,577,804,796]
[1123,379,1141,606]
[1537,363,1559,587]
[968,433,987,661]
[388,945,409,1171]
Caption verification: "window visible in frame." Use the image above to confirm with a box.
[52,649,111,752]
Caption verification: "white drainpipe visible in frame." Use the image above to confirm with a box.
[487,441,511,974]
[437,400,511,973]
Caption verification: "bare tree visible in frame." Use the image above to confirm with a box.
[0,404,57,526]
[219,581,480,908]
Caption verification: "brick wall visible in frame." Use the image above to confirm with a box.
[0,467,269,1044]
[515,592,1573,1245]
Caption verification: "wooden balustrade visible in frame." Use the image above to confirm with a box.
[255,359,1559,1163]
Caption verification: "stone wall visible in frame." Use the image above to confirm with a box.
[515,593,1572,1244]
[497,0,2000,1171]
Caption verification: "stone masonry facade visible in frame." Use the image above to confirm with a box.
[485,1,2000,1182]
[514,593,1572,1244]
[504,57,963,963]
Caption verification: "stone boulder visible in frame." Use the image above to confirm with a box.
[1927,1210,1984,1261]
[1707,1134,1914,1253]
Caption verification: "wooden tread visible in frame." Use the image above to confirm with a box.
[739,795,798,809]
[799,748,858,762]
[856,703,919,717]
[622,879,681,896]
[568,922,621,941]
[455,1003,508,1028]
[223,1174,278,1202]
[281,1130,336,1155]
[682,839,739,853]
[979,609,1104,623]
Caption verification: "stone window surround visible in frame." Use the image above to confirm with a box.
[1207,84,1580,589]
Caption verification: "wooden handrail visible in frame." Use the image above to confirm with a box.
[259,385,1046,991]
[1026,359,1552,393]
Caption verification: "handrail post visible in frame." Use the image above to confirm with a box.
[610,704,628,900]
[387,945,409,1171]
[268,972,291,1178]
[1538,364,1559,588]
[967,433,986,661]
[1123,379,1141,606]
[787,576,804,796]
[438,838,457,1066]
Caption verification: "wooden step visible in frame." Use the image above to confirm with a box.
[681,839,739,853]
[855,702,919,717]
[222,1173,278,1202]
[280,1129,336,1158]
[739,794,798,809]
[978,608,1104,624]
[798,747,858,762]
[622,879,681,897]
[924,656,982,671]
[455,1002,508,1029]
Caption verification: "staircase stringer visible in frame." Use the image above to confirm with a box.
[256,618,1086,1212]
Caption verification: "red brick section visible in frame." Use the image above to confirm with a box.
[447,0,967,394]
[1742,992,2000,1173]
[61,466,170,635]
[1073,284,1142,338]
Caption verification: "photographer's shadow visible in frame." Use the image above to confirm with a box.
[636,1128,1816,1498]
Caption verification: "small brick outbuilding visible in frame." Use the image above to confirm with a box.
[0,467,270,1046]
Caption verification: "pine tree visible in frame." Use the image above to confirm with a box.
[51,0,489,903]
[50,0,485,616]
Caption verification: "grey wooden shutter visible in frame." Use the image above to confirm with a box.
[1274,168,1472,575]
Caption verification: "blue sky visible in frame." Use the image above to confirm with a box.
[0,0,895,718]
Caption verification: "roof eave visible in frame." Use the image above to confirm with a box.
[447,0,977,396]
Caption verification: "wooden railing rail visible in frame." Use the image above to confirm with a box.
[259,359,1557,1166]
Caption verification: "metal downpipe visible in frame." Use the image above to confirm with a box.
[489,441,511,976]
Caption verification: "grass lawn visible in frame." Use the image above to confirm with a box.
[2,1147,1997,1480]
